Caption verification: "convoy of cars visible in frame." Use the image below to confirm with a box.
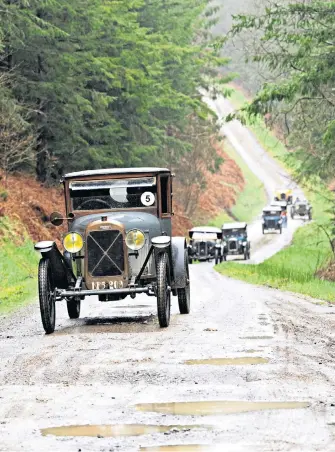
[34,169,310,334]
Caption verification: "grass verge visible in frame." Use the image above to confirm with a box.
[216,88,335,302]
[209,139,267,227]
[0,217,38,314]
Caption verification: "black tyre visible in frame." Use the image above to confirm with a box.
[156,252,171,328]
[214,248,220,265]
[38,258,56,334]
[67,297,81,319]
[188,257,192,264]
[177,250,190,315]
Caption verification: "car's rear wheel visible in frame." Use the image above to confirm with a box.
[178,250,190,315]
[156,252,171,328]
[66,297,81,319]
[38,258,56,334]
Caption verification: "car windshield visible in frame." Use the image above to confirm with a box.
[70,177,157,211]
[223,229,246,238]
[263,212,280,218]
[192,232,218,242]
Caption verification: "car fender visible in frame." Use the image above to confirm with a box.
[34,241,75,289]
[171,236,187,289]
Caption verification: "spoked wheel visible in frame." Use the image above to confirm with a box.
[156,252,171,328]
[67,297,81,319]
[38,258,56,334]
[178,250,190,315]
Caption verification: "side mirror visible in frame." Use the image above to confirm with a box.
[50,211,64,226]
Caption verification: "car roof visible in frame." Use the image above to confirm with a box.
[189,226,222,233]
[271,201,287,206]
[222,222,247,230]
[263,205,281,212]
[63,167,170,180]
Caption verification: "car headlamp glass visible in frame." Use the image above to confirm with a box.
[63,232,84,253]
[126,229,145,251]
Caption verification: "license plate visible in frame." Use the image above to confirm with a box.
[91,281,124,290]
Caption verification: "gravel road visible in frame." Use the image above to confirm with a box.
[1,96,334,452]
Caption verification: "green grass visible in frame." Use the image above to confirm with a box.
[0,217,39,314]
[216,88,335,301]
[209,140,267,228]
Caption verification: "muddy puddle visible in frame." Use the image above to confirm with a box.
[136,400,309,416]
[184,357,268,365]
[240,336,273,340]
[140,446,219,451]
[54,315,160,335]
[41,424,209,438]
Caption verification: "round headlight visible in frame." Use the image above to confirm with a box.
[63,232,84,253]
[126,229,145,251]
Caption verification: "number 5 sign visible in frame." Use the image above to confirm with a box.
[141,191,155,206]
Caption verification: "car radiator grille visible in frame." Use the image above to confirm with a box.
[229,241,237,250]
[198,242,207,255]
[267,220,276,229]
[87,230,124,277]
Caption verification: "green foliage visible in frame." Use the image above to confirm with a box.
[0,0,228,182]
[209,139,266,226]
[230,1,335,181]
[0,218,39,313]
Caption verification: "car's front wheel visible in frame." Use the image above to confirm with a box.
[67,297,81,319]
[38,258,56,334]
[177,250,190,315]
[156,252,171,328]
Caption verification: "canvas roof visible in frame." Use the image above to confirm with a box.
[222,222,247,230]
[263,205,281,212]
[189,226,222,233]
[63,167,170,180]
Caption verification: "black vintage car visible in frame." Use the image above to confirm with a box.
[262,206,283,234]
[221,222,251,261]
[291,199,312,220]
[34,168,190,333]
[187,226,222,263]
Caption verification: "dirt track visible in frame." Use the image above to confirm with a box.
[1,98,335,452]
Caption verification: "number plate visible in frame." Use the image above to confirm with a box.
[91,281,124,290]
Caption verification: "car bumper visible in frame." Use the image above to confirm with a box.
[57,286,152,299]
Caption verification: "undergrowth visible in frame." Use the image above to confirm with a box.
[0,217,38,314]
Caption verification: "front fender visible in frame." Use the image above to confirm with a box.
[34,241,75,289]
[171,236,187,289]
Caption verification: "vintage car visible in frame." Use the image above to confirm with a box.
[187,226,222,263]
[221,222,250,261]
[274,188,293,204]
[291,199,312,220]
[270,200,288,227]
[34,167,191,334]
[262,206,283,234]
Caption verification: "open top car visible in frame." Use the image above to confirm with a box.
[221,222,250,261]
[274,188,293,204]
[291,198,312,220]
[188,226,222,263]
[34,167,191,333]
[262,206,283,234]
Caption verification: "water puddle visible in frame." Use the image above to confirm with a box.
[140,446,219,451]
[136,400,309,416]
[41,424,209,438]
[184,357,268,365]
[240,336,273,340]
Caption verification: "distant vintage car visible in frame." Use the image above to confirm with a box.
[271,200,288,227]
[291,199,312,220]
[262,206,283,234]
[188,226,222,263]
[34,168,191,334]
[221,222,251,261]
[274,188,293,204]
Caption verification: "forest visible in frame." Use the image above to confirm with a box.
[0,0,230,186]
